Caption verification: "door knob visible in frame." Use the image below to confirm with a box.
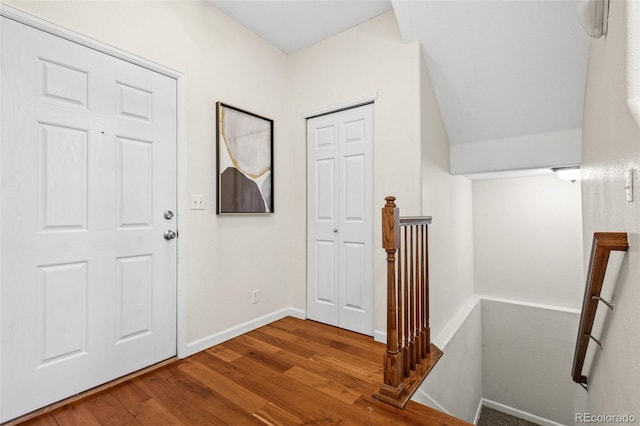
[164,210,174,220]
[333,228,338,233]
[164,230,177,240]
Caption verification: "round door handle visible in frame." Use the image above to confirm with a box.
[164,230,177,240]
[333,228,338,233]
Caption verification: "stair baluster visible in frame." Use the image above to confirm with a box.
[373,196,443,408]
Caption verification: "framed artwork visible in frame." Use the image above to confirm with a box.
[216,102,274,214]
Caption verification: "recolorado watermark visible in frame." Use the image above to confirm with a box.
[576,413,637,423]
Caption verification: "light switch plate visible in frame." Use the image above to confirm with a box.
[191,194,205,210]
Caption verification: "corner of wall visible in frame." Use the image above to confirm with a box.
[450,129,582,176]
[626,0,640,128]
[481,298,581,425]
[580,0,640,418]
[287,10,425,334]
[418,46,475,338]
[185,307,305,357]
[416,297,482,423]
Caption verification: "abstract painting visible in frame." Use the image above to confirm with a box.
[216,102,273,214]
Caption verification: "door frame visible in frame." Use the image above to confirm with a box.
[0,4,189,359]
[302,94,378,120]
[303,95,377,334]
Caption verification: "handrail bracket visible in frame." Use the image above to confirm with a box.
[587,333,604,350]
[591,295,615,311]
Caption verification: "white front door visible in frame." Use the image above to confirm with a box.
[307,104,373,336]
[1,18,177,422]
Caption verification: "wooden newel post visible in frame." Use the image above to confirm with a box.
[374,197,442,408]
[381,196,404,390]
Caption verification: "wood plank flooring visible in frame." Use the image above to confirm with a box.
[15,317,470,425]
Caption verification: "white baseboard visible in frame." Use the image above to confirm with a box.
[285,307,306,320]
[185,307,306,356]
[473,398,484,425]
[370,297,576,426]
[373,329,386,344]
[412,388,453,416]
[480,399,566,426]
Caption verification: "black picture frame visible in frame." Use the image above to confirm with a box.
[216,102,274,214]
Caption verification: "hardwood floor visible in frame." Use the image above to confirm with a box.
[16,317,470,425]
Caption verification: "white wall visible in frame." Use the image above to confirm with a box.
[472,174,585,424]
[450,129,582,176]
[420,53,476,336]
[4,0,474,361]
[482,300,579,425]
[415,44,478,424]
[415,299,482,423]
[6,3,443,347]
[473,175,584,309]
[4,0,295,347]
[287,11,424,332]
[288,19,478,418]
[578,0,640,421]
[4,4,617,423]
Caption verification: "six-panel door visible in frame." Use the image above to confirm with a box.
[306,104,374,336]
[1,18,177,422]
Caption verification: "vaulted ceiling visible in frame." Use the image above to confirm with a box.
[207,0,590,176]
[209,1,393,54]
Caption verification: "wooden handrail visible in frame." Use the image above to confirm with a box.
[373,196,442,408]
[399,217,433,226]
[572,232,629,387]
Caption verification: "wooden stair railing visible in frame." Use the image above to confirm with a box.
[572,232,629,389]
[373,196,443,408]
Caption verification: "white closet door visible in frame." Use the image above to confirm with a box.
[307,104,373,335]
[1,18,177,422]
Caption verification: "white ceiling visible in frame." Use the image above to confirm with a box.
[207,0,590,170]
[393,0,589,147]
[208,0,392,54]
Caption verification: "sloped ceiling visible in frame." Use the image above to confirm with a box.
[394,1,589,145]
[207,0,590,176]
[392,0,589,175]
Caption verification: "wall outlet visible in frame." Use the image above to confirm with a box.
[252,289,259,304]
[191,194,205,210]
